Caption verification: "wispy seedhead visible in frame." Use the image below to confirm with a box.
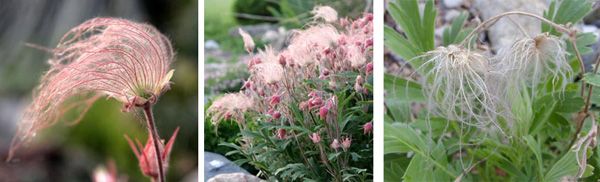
[312,6,338,23]
[419,45,500,127]
[493,33,572,94]
[207,93,254,125]
[239,28,255,53]
[9,17,174,161]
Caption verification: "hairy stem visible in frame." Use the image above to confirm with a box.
[570,49,600,148]
[459,11,572,47]
[142,105,165,182]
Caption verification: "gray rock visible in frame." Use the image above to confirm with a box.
[207,173,266,182]
[230,24,279,37]
[204,151,250,181]
[204,40,220,50]
[444,0,464,8]
[444,10,461,22]
[474,0,547,51]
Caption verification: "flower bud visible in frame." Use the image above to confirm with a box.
[331,139,340,149]
[309,133,321,143]
[267,109,275,116]
[366,62,373,74]
[342,137,351,150]
[278,129,286,140]
[125,127,180,179]
[270,93,281,106]
[365,38,373,47]
[364,13,373,22]
[363,122,373,134]
[278,54,286,67]
[340,18,348,27]
[319,106,329,120]
[273,111,281,119]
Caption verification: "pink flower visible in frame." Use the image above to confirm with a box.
[364,13,373,22]
[342,137,352,150]
[278,54,286,66]
[268,109,275,116]
[319,106,329,120]
[270,93,281,106]
[340,18,348,27]
[331,139,340,149]
[9,18,175,160]
[366,62,373,74]
[125,127,179,178]
[278,129,286,140]
[92,160,120,182]
[309,97,323,109]
[365,38,373,47]
[238,28,255,53]
[363,122,373,134]
[309,133,321,143]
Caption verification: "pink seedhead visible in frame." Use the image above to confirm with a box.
[312,6,338,23]
[9,18,174,161]
[238,28,255,53]
[331,139,340,149]
[125,127,179,179]
[342,136,352,150]
[309,133,321,143]
[363,121,373,134]
[207,93,254,125]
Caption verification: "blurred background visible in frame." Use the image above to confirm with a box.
[203,0,371,180]
[0,0,198,181]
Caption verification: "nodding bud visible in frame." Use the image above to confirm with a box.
[309,90,319,97]
[319,106,329,120]
[278,54,286,66]
[319,75,326,79]
[366,62,373,74]
[309,97,323,109]
[331,139,340,149]
[309,133,321,143]
[342,137,351,150]
[363,122,373,134]
[365,38,373,47]
[278,129,286,140]
[273,111,281,119]
[322,69,330,76]
[125,127,180,179]
[243,81,252,89]
[224,111,233,120]
[268,109,275,116]
[355,41,363,46]
[364,13,373,22]
[340,18,348,27]
[323,47,331,55]
[270,94,281,106]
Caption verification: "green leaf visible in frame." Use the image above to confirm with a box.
[544,150,578,181]
[385,0,436,62]
[542,0,592,36]
[442,11,474,46]
[524,136,544,180]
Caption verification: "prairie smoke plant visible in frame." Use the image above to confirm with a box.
[125,127,179,179]
[210,6,373,181]
[9,17,176,182]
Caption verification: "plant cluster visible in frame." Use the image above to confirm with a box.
[208,6,373,181]
[384,0,600,181]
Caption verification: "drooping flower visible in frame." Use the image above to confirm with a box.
[273,111,281,119]
[312,6,338,23]
[331,139,340,149]
[92,160,120,182]
[238,28,255,53]
[270,93,281,106]
[309,133,321,143]
[125,127,179,178]
[363,121,373,134]
[9,17,175,160]
[278,129,287,140]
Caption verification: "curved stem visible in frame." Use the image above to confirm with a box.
[571,41,586,97]
[459,11,572,47]
[142,105,165,182]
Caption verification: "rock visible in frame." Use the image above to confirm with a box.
[444,0,464,8]
[474,0,547,51]
[444,10,461,22]
[204,151,250,181]
[207,173,266,182]
[230,24,279,37]
[204,40,220,50]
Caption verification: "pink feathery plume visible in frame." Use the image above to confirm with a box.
[8,17,175,161]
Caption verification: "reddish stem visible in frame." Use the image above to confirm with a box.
[142,105,165,182]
